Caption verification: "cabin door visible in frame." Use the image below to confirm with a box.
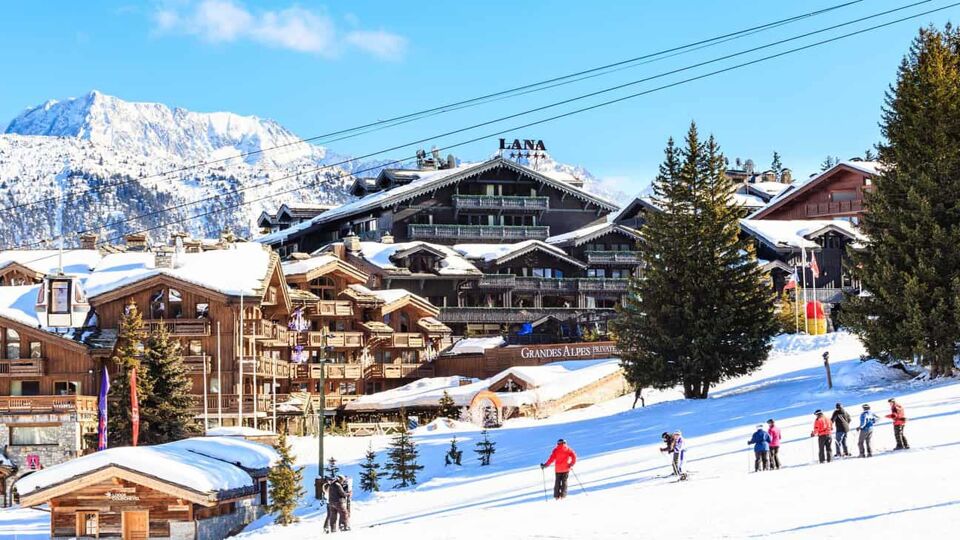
[122,510,149,539]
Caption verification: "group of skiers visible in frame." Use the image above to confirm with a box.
[809,398,908,463]
[322,475,352,533]
[748,419,782,471]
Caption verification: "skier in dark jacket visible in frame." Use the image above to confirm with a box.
[325,476,350,533]
[660,431,686,479]
[748,425,771,471]
[832,402,852,457]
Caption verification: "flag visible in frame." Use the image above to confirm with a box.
[97,365,110,451]
[809,251,821,279]
[783,269,798,291]
[130,366,140,447]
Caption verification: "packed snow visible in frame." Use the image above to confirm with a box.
[356,241,480,275]
[453,240,572,263]
[447,336,506,355]
[740,219,866,250]
[0,249,102,277]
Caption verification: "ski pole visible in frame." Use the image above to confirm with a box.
[540,467,549,502]
[571,469,588,496]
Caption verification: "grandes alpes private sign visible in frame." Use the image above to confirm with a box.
[519,343,619,360]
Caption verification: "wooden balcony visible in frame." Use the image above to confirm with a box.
[439,306,616,324]
[240,356,292,378]
[452,195,549,212]
[145,319,211,337]
[461,274,517,290]
[0,358,45,377]
[324,395,360,409]
[512,277,630,293]
[409,224,549,242]
[365,363,436,379]
[308,300,354,318]
[389,333,426,348]
[191,394,275,414]
[307,331,364,348]
[577,278,630,292]
[585,251,642,265]
[181,355,210,374]
[243,319,291,346]
[293,363,363,379]
[805,199,864,217]
[0,395,98,414]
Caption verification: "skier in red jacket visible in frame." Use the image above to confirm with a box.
[541,439,577,499]
[886,398,910,450]
[810,409,834,463]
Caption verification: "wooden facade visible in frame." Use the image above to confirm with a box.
[750,162,877,222]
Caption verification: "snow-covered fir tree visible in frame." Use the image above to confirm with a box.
[107,301,154,446]
[359,444,381,493]
[445,437,463,466]
[437,390,460,420]
[142,322,198,444]
[385,427,423,488]
[268,430,305,525]
[612,123,778,399]
[475,429,496,466]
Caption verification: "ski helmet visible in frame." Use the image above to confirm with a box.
[862,404,871,410]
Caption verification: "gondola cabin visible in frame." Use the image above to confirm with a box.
[36,273,90,328]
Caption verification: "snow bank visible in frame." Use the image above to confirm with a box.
[831,359,913,389]
[207,426,276,438]
[447,336,505,355]
[413,418,481,434]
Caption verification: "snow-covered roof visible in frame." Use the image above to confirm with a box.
[85,242,273,298]
[357,241,480,275]
[0,249,102,278]
[740,219,867,250]
[545,222,641,247]
[0,285,108,346]
[345,359,621,411]
[346,284,435,313]
[205,426,277,438]
[751,161,883,219]
[447,336,506,355]
[748,181,791,197]
[730,192,767,209]
[15,436,278,499]
[256,157,619,245]
[281,255,341,276]
[453,240,579,267]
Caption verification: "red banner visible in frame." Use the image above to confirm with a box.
[130,366,140,447]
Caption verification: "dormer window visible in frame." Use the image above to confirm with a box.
[310,277,336,300]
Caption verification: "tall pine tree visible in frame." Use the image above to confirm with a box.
[385,427,423,488]
[771,151,784,179]
[142,322,198,444]
[843,25,960,376]
[437,390,460,420]
[359,444,381,493]
[268,430,304,525]
[612,123,777,398]
[107,301,154,446]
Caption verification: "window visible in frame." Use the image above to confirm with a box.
[209,375,221,394]
[375,350,393,363]
[169,288,183,318]
[29,342,41,358]
[10,425,59,445]
[150,289,166,319]
[309,277,336,300]
[50,279,71,314]
[6,328,20,359]
[399,350,419,363]
[611,269,629,279]
[338,382,358,395]
[831,190,857,202]
[188,340,203,356]
[196,302,210,318]
[11,380,40,396]
[76,511,99,538]
[587,268,606,278]
[54,381,80,395]
[399,313,410,332]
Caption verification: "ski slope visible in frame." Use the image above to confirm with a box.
[3,332,958,539]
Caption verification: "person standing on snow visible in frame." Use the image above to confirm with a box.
[857,404,879,457]
[660,431,687,479]
[748,424,771,471]
[541,438,577,499]
[832,402,852,457]
[810,409,833,463]
[766,419,782,469]
[325,475,350,533]
[886,398,909,450]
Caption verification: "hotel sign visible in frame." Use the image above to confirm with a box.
[519,343,619,360]
[105,491,141,502]
[499,138,547,152]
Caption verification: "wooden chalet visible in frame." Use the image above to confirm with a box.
[15,437,276,539]
[750,161,880,223]
[257,202,336,235]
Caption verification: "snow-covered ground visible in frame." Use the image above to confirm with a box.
[3,332,958,539]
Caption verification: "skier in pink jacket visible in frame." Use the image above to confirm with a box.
[766,419,782,469]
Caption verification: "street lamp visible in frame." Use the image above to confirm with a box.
[316,332,331,499]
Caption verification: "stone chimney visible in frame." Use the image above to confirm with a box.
[344,232,360,253]
[781,168,793,184]
[381,232,394,244]
[79,233,98,250]
[183,239,202,253]
[155,248,174,269]
[289,252,311,261]
[124,233,148,251]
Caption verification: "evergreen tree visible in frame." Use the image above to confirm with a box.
[775,291,802,334]
[359,444,381,493]
[385,427,423,488]
[107,301,154,446]
[268,430,305,526]
[843,25,960,377]
[771,151,784,179]
[444,437,463,466]
[474,429,496,466]
[325,456,340,478]
[612,123,778,399]
[437,390,460,420]
[142,322,198,444]
[820,155,840,171]
[863,148,877,161]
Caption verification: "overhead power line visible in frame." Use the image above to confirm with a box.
[0,0,865,215]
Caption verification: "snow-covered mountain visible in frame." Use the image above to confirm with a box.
[0,91,620,247]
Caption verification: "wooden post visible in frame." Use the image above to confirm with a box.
[823,351,833,389]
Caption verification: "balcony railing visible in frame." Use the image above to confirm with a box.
[439,306,616,324]
[240,356,292,378]
[0,358,45,377]
[191,394,275,414]
[243,320,291,346]
[799,287,859,304]
[365,363,436,379]
[585,251,642,265]
[409,224,549,242]
[146,319,211,337]
[307,331,364,348]
[452,195,549,211]
[461,274,516,289]
[293,363,364,379]
[512,277,630,293]
[0,395,98,414]
[805,199,864,217]
[323,395,360,409]
[181,355,211,374]
[307,300,354,318]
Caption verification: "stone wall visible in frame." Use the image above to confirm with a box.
[1,410,91,504]
[518,369,629,419]
[197,498,262,540]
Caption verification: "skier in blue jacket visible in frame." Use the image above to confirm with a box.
[857,404,879,458]
[748,424,772,471]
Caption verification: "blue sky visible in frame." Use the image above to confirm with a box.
[1,1,957,194]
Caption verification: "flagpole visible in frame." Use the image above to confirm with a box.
[202,352,209,435]
[217,321,223,427]
[239,295,244,427]
[802,248,809,335]
[812,250,819,335]
[794,266,801,334]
